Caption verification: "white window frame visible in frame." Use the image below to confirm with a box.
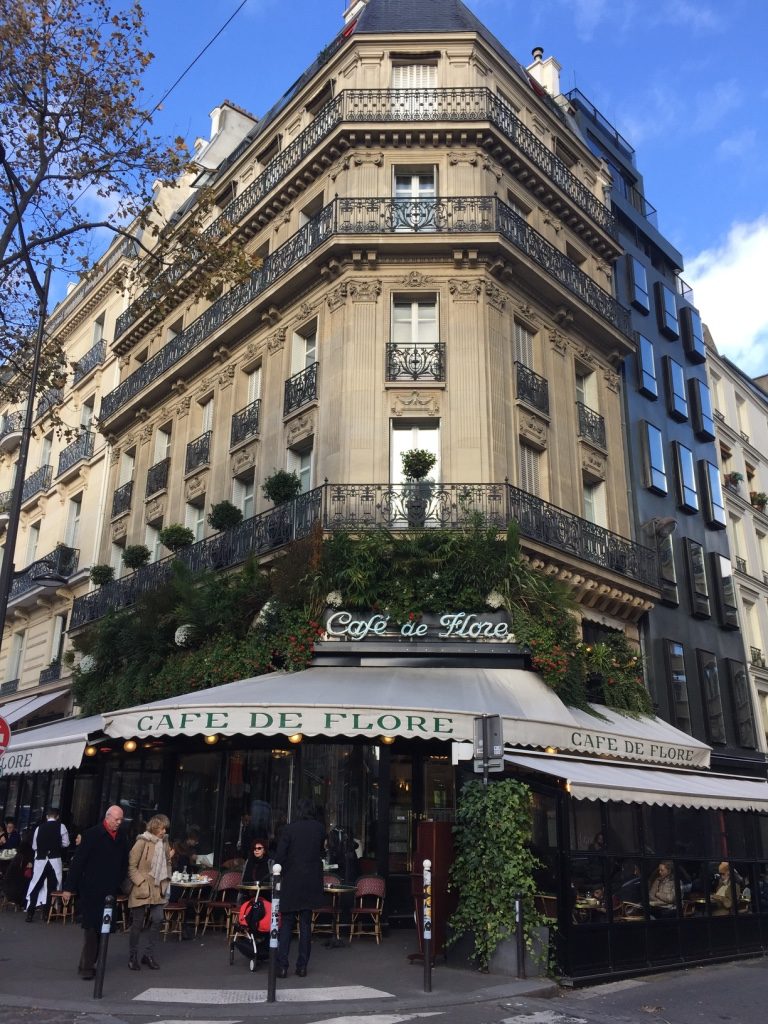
[65,495,82,549]
[287,447,313,494]
[233,474,255,520]
[513,321,534,368]
[185,501,206,543]
[7,630,25,682]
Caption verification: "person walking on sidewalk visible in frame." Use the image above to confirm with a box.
[127,814,172,971]
[63,805,128,980]
[25,807,69,922]
[276,799,325,978]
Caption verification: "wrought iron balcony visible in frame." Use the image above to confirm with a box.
[231,399,261,447]
[57,431,94,478]
[46,235,136,337]
[39,661,62,685]
[101,197,630,424]
[735,556,748,574]
[515,362,549,414]
[185,430,212,474]
[750,646,765,668]
[72,340,106,384]
[0,490,12,515]
[284,363,319,416]
[21,464,52,503]
[146,457,171,497]
[577,401,606,449]
[112,480,133,518]
[114,88,616,343]
[0,410,23,441]
[9,545,79,603]
[70,488,323,629]
[385,342,445,382]
[35,389,62,420]
[0,679,19,696]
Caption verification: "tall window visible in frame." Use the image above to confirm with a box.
[119,450,135,485]
[689,378,715,440]
[291,322,317,376]
[64,494,82,549]
[664,357,688,421]
[575,369,597,409]
[145,523,162,563]
[247,368,262,405]
[185,501,206,542]
[154,426,172,463]
[680,306,706,363]
[26,522,40,564]
[673,441,698,513]
[80,398,95,431]
[233,474,255,520]
[627,256,649,313]
[392,298,438,347]
[727,660,757,748]
[582,480,606,526]
[390,421,439,484]
[92,312,105,345]
[696,650,726,745]
[7,630,25,682]
[51,614,67,664]
[700,460,726,528]
[636,335,657,398]
[711,553,739,630]
[40,433,53,469]
[664,640,692,734]
[519,442,541,496]
[110,542,124,578]
[642,422,667,494]
[513,321,534,368]
[200,397,214,434]
[654,281,679,339]
[393,168,437,231]
[287,447,313,493]
[685,539,710,618]
[658,533,679,606]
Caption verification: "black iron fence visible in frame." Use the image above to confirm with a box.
[21,464,52,503]
[9,545,79,602]
[146,457,171,497]
[57,432,94,478]
[111,480,133,518]
[35,389,62,420]
[0,410,23,440]
[185,431,212,474]
[72,340,106,384]
[284,363,319,416]
[576,401,606,448]
[0,489,12,514]
[39,662,62,685]
[231,399,261,446]
[386,342,445,382]
[515,362,549,414]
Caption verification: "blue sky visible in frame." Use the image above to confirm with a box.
[96,0,768,372]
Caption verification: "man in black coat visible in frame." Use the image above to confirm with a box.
[64,805,128,980]
[276,799,325,978]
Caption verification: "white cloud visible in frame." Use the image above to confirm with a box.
[716,128,757,160]
[649,0,723,31]
[687,217,768,375]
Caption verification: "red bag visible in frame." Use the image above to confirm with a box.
[238,897,274,934]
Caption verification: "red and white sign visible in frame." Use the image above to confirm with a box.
[0,715,10,756]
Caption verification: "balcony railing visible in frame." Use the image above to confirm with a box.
[101,197,630,425]
[112,480,133,518]
[750,646,765,668]
[565,88,635,158]
[185,430,212,474]
[21,464,52,503]
[0,679,19,696]
[57,431,94,477]
[115,88,616,343]
[515,362,549,415]
[35,389,62,420]
[46,235,137,337]
[284,363,319,416]
[735,556,748,574]
[146,457,171,497]
[577,401,606,448]
[0,490,12,514]
[39,662,62,685]
[9,545,79,603]
[0,410,23,440]
[72,340,106,384]
[231,399,261,447]
[386,342,445,382]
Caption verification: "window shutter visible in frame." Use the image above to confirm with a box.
[248,368,262,403]
[514,322,534,368]
[392,64,437,89]
[519,442,540,496]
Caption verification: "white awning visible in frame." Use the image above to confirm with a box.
[0,714,104,775]
[0,688,69,726]
[103,666,710,769]
[506,753,768,812]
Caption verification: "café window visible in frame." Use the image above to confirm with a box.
[689,378,715,440]
[636,335,657,398]
[664,639,692,734]
[664,356,688,421]
[654,281,679,339]
[696,650,726,744]
[680,306,706,363]
[658,532,679,606]
[699,460,727,529]
[726,659,758,749]
[641,421,667,494]
[626,255,650,313]
[710,553,739,629]
[673,441,698,513]
[684,538,710,618]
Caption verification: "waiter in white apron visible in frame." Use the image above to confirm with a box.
[26,807,69,922]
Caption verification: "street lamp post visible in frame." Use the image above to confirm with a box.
[0,263,53,659]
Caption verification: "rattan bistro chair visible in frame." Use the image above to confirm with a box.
[200,871,242,936]
[349,875,386,943]
[312,873,342,937]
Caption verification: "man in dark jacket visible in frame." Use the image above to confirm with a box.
[64,805,128,980]
[276,799,325,978]
[25,807,69,921]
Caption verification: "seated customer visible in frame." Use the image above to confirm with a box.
[711,861,739,916]
[648,861,676,916]
[240,838,271,902]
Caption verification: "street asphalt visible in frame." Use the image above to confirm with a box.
[0,905,555,1018]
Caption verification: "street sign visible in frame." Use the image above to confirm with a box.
[473,713,504,773]
[0,715,10,757]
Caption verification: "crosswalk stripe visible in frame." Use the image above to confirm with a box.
[134,984,393,1004]
[302,1014,443,1024]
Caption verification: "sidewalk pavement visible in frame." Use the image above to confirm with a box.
[0,906,555,1018]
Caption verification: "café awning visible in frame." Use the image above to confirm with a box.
[0,714,104,775]
[0,688,69,726]
[103,666,711,769]
[506,752,768,812]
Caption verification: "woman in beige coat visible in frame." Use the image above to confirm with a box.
[127,814,172,971]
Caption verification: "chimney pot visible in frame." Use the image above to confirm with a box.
[532,46,544,62]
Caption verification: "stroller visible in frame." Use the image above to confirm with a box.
[229,887,271,972]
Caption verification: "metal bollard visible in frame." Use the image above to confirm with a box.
[267,864,282,1003]
[93,894,114,999]
[515,891,526,979]
[423,859,433,992]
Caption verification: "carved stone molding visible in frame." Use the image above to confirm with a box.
[175,397,191,418]
[401,270,433,288]
[286,411,316,447]
[326,282,348,311]
[109,446,120,465]
[329,151,384,182]
[596,259,613,280]
[480,155,503,182]
[549,329,568,356]
[218,364,237,388]
[519,414,548,450]
[448,278,482,302]
[542,211,562,234]
[448,150,480,167]
[348,279,382,303]
[516,301,538,323]
[603,368,620,393]
[111,518,128,542]
[244,338,266,362]
[145,497,165,524]
[185,473,207,502]
[139,424,153,444]
[581,449,607,481]
[390,391,440,417]
[267,327,287,354]
[297,299,319,321]
[484,281,507,311]
[231,444,257,476]
[575,344,597,369]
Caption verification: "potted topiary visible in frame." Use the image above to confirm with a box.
[207,499,244,532]
[750,491,768,512]
[159,523,195,553]
[89,564,115,587]
[122,544,151,570]
[724,470,744,490]
[262,468,302,506]
[401,448,437,528]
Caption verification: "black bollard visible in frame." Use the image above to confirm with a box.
[267,865,282,1003]
[515,891,526,980]
[93,894,114,999]
[423,859,433,992]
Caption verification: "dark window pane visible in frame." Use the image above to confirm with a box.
[673,441,698,512]
[697,650,726,744]
[637,335,657,398]
[711,554,739,629]
[658,533,679,606]
[641,805,674,857]
[606,803,640,855]
[643,422,667,494]
[690,378,715,440]
[628,255,650,313]
[655,281,680,339]
[727,659,757,748]
[700,460,727,529]
[664,639,692,733]
[681,306,706,363]
[664,356,688,420]
[685,539,710,618]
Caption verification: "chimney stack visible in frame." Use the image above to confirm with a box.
[526,47,562,98]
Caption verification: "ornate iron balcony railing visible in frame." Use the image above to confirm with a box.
[386,342,445,382]
[22,464,52,503]
[146,457,171,496]
[39,662,62,685]
[0,679,19,696]
[284,363,319,416]
[0,410,23,439]
[47,235,136,337]
[231,399,261,447]
[750,646,765,668]
[112,480,133,518]
[70,487,323,629]
[35,389,62,420]
[185,431,212,474]
[72,340,106,384]
[9,545,79,602]
[577,401,606,449]
[101,197,629,423]
[515,361,549,414]
[57,431,94,477]
[0,490,12,514]
[735,556,748,574]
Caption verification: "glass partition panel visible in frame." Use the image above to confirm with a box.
[640,805,674,856]
[170,751,221,857]
[606,803,640,854]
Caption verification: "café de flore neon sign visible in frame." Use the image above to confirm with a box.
[323,609,513,642]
